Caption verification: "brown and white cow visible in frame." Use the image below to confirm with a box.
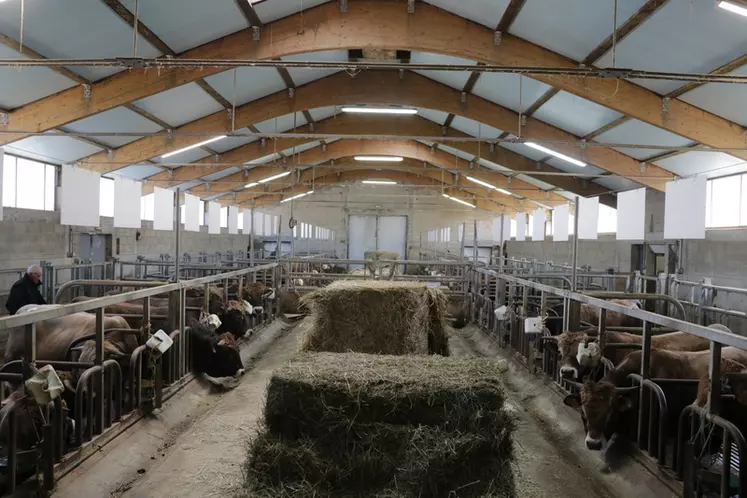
[545,299,642,336]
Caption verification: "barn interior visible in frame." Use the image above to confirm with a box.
[0,0,746,497]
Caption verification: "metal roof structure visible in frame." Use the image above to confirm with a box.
[0,0,745,213]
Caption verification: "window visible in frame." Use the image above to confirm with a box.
[439,227,451,242]
[598,204,617,233]
[2,155,56,211]
[238,211,244,231]
[179,200,205,226]
[707,174,744,228]
[220,207,228,228]
[510,219,516,238]
[458,224,464,242]
[100,178,114,218]
[141,193,155,221]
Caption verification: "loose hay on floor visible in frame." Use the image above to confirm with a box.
[242,352,516,498]
[299,280,449,356]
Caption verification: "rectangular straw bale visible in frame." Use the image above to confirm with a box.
[299,280,449,355]
[264,353,508,438]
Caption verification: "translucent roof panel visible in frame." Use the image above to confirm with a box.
[546,157,605,176]
[204,67,286,107]
[203,192,229,201]
[132,83,224,127]
[0,0,161,81]
[282,141,322,156]
[5,135,102,164]
[654,151,747,180]
[202,167,241,182]
[449,116,502,139]
[156,147,211,166]
[309,106,338,122]
[422,0,510,30]
[254,0,331,23]
[119,0,248,53]
[246,152,282,165]
[254,112,308,133]
[510,0,648,62]
[107,164,164,181]
[472,74,552,114]
[595,1,747,95]
[593,176,642,192]
[211,129,258,154]
[173,180,203,192]
[416,108,450,126]
[679,64,747,128]
[499,141,548,163]
[532,91,623,137]
[436,144,475,163]
[64,107,163,148]
[410,52,477,90]
[282,50,348,86]
[594,119,694,161]
[514,174,557,192]
[0,45,77,109]
[478,158,511,173]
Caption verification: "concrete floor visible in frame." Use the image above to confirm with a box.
[50,322,677,498]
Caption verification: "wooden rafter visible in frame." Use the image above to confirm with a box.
[1,1,743,165]
[79,70,670,190]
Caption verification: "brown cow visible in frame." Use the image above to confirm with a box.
[552,330,711,380]
[546,299,641,335]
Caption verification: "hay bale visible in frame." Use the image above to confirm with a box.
[299,281,449,356]
[265,353,509,438]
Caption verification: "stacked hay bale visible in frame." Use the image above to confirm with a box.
[299,280,449,356]
[244,353,516,498]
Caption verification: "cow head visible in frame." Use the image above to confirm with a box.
[0,385,75,452]
[695,358,747,407]
[563,380,636,451]
[217,301,250,339]
[549,331,600,380]
[189,320,245,379]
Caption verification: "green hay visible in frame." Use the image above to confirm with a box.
[299,281,449,356]
[264,353,508,438]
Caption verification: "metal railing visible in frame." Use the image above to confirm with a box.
[0,262,279,495]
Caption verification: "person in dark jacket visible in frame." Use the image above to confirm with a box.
[5,265,46,315]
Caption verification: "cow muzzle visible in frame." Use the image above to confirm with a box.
[585,434,605,451]
[559,366,578,379]
[234,368,246,378]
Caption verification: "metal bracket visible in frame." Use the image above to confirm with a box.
[82,84,92,99]
[535,161,541,170]
[639,161,646,172]
[226,108,233,121]
[662,97,670,113]
[309,122,315,131]
[489,142,495,153]
[494,31,502,46]
[321,142,327,152]
[252,26,260,41]
[167,169,173,179]
[260,138,266,148]
[340,0,348,13]
[430,143,436,153]
[232,192,237,199]
[215,154,221,161]
[107,149,114,159]
[399,69,404,80]
[507,176,512,184]
[205,183,211,191]
[244,169,249,178]
[441,126,447,136]
[0,112,8,126]
[288,87,295,98]
[461,92,467,104]
[407,0,415,13]
[580,139,587,150]
[520,114,527,126]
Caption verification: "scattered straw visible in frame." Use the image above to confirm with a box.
[299,281,449,356]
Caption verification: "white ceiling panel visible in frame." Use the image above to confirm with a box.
[6,135,102,164]
[449,116,502,139]
[107,164,164,181]
[510,0,648,62]
[0,0,161,81]
[595,1,747,95]
[410,52,477,90]
[247,152,282,165]
[514,174,556,192]
[202,167,241,182]
[254,112,308,133]
[212,129,258,154]
[478,158,511,173]
[680,64,747,127]
[546,157,605,176]
[119,0,248,53]
[423,0,510,29]
[593,176,641,192]
[654,151,747,179]
[416,108,450,126]
[133,83,224,127]
[309,106,338,122]
[254,0,331,23]
[173,180,204,192]
[203,192,229,201]
[63,107,163,148]
[282,141,322,156]
[204,67,286,107]
[499,141,547,162]
[0,45,77,109]
[282,50,347,86]
[472,74,552,113]
[437,144,475,163]
[532,91,623,137]
[594,119,693,161]
[157,147,211,166]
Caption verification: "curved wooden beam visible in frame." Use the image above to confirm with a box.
[192,139,566,207]
[2,1,743,165]
[84,70,671,190]
[142,114,611,201]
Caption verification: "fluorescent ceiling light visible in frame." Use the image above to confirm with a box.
[161,136,226,158]
[362,180,398,185]
[280,191,313,203]
[525,142,586,168]
[341,107,418,115]
[465,176,513,196]
[442,193,476,209]
[719,0,747,17]
[258,171,291,183]
[354,156,404,162]
[243,182,259,189]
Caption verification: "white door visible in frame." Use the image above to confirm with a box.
[348,215,378,265]
[378,216,407,260]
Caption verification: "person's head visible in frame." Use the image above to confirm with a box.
[26,265,43,285]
